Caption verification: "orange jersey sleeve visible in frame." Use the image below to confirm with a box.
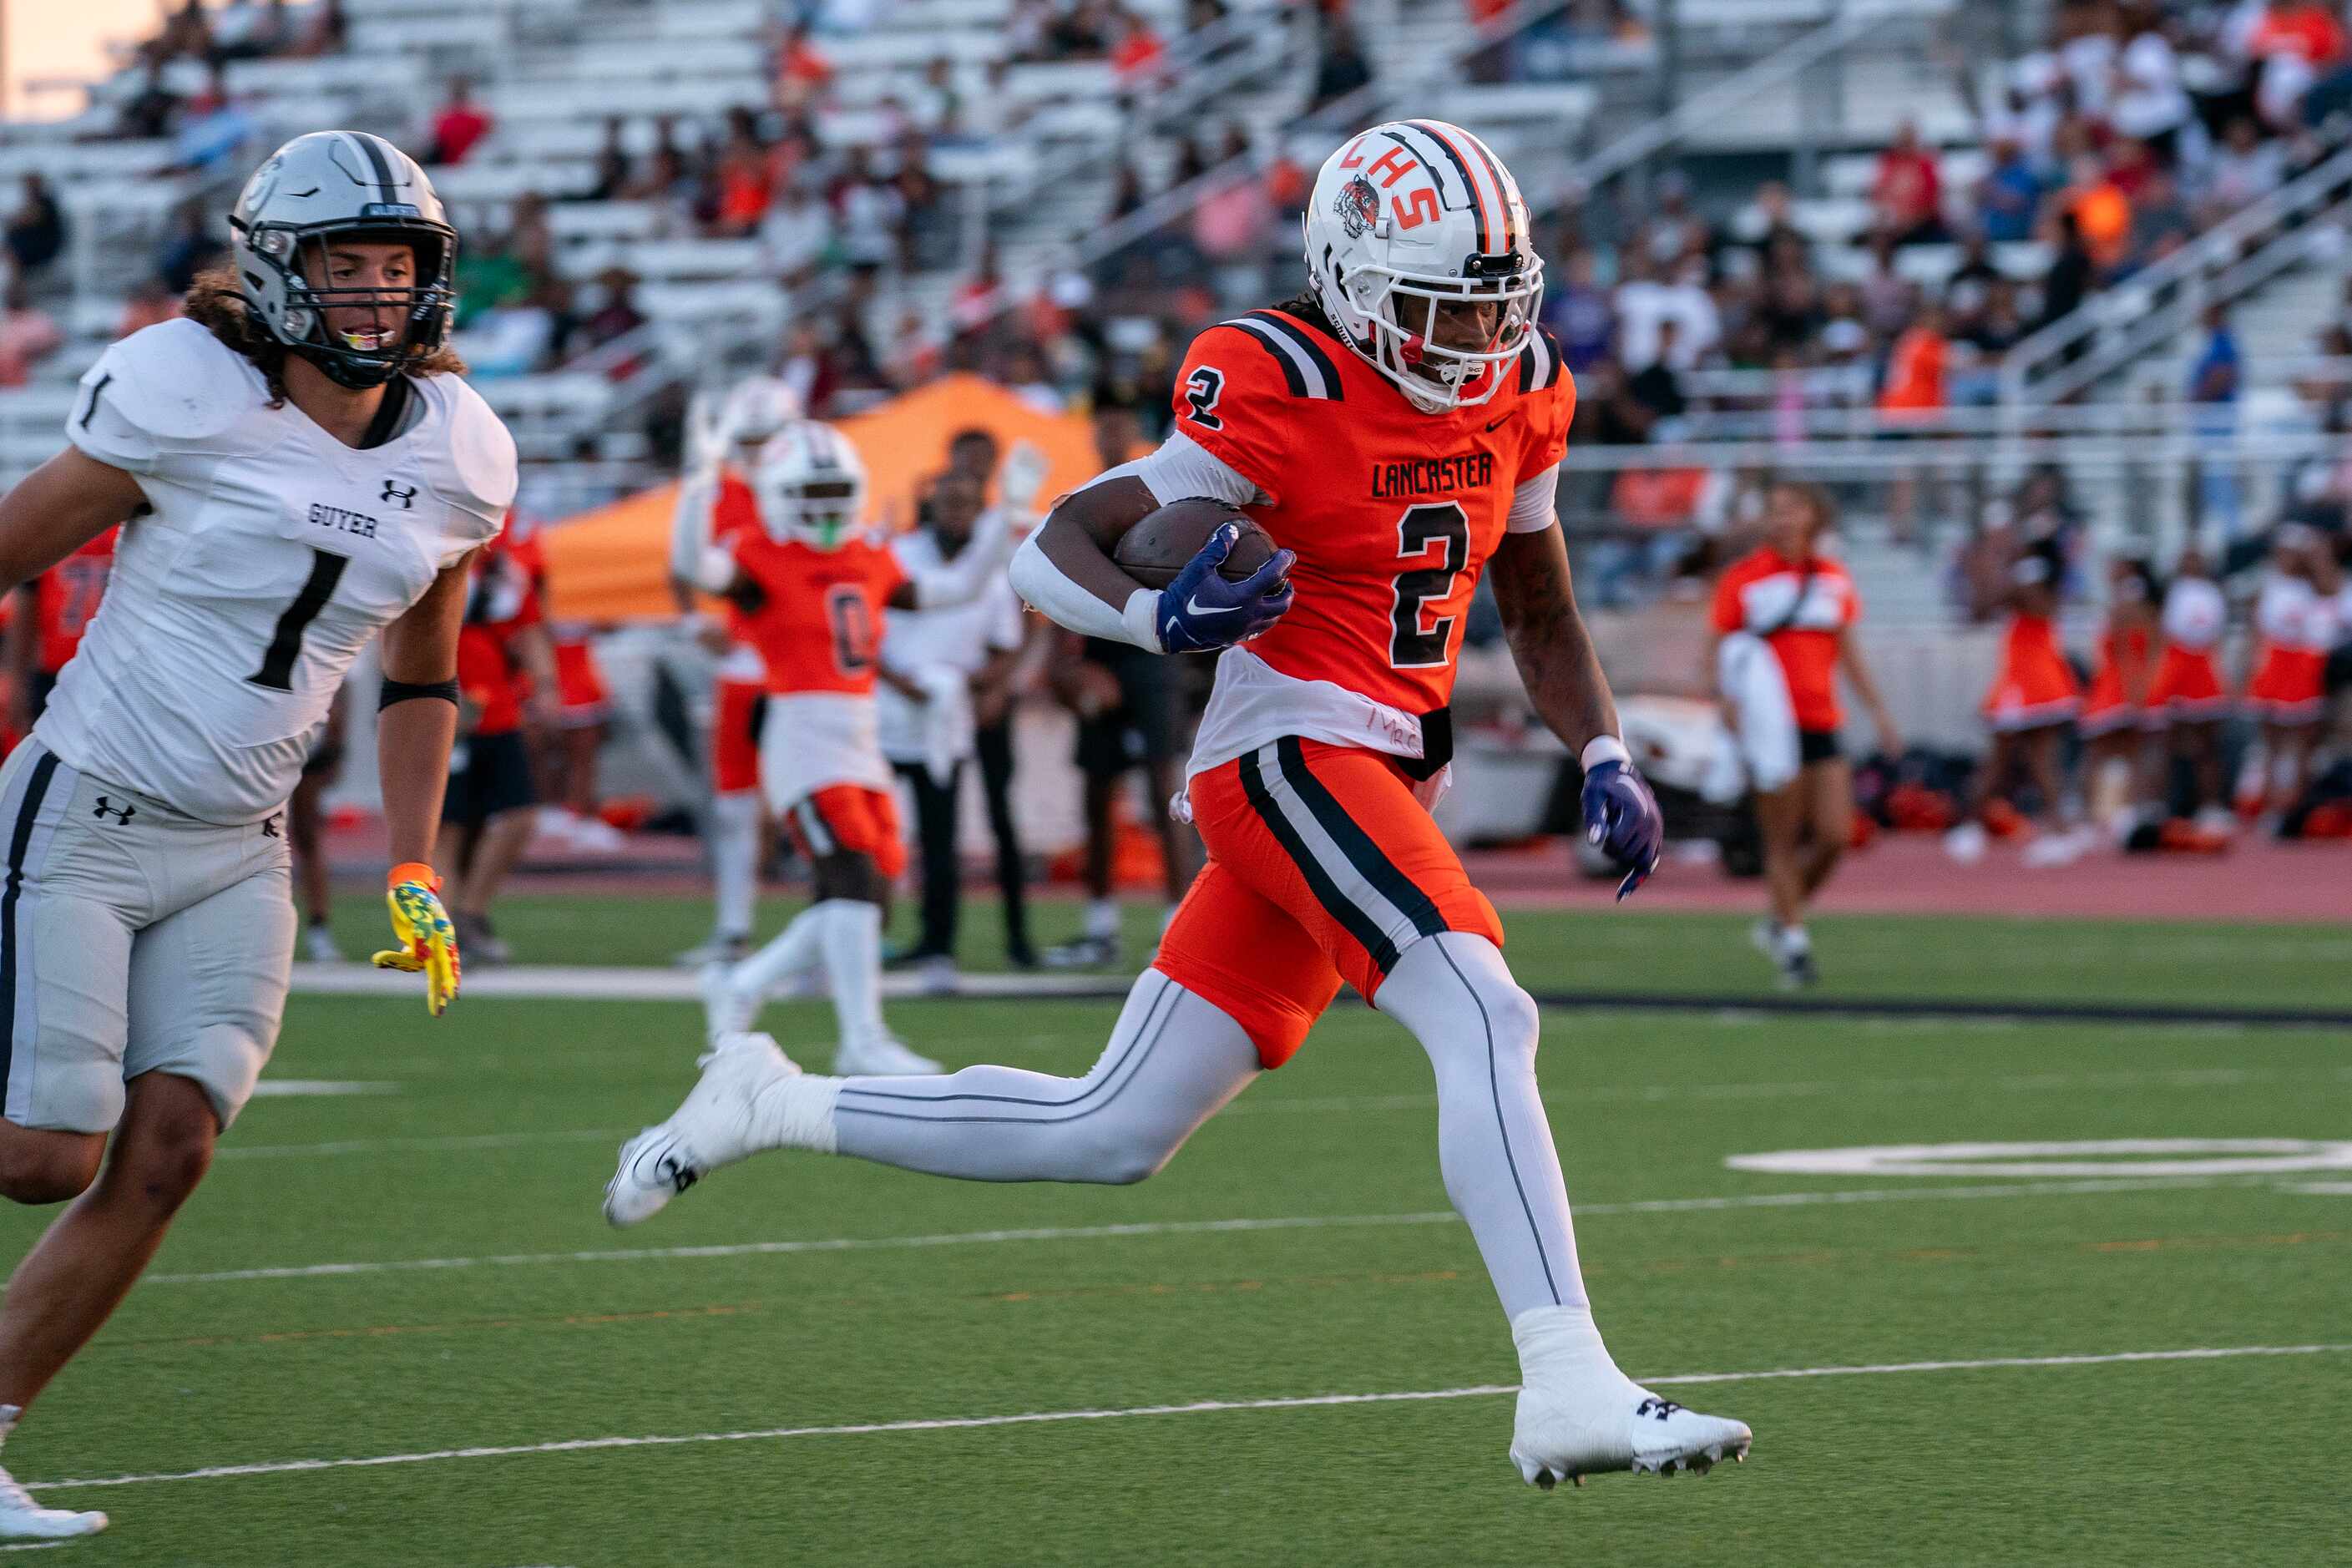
[1507,328,1576,484]
[732,532,903,696]
[1171,316,1333,508]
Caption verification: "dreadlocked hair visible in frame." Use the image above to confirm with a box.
[183,266,466,407]
[1271,290,1341,340]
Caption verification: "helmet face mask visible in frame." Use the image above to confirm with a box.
[1303,121,1545,412]
[231,132,457,390]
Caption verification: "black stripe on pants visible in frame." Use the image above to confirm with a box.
[0,749,62,1090]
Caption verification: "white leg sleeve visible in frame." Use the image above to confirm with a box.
[710,791,761,938]
[822,970,1259,1181]
[1376,932,1591,1322]
[817,898,888,1050]
[731,905,825,998]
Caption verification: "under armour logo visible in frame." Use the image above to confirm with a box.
[262,812,283,838]
[92,797,134,826]
[380,480,417,508]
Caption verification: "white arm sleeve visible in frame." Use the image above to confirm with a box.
[1004,429,1268,652]
[669,469,718,584]
[1507,463,1560,534]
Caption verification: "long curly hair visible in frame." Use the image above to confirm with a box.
[182,266,466,406]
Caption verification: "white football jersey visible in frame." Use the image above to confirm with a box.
[50,318,516,822]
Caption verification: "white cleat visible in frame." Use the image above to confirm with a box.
[701,962,761,1040]
[603,1033,800,1227]
[301,923,345,964]
[1942,820,1988,864]
[1510,1383,1753,1490]
[0,1466,105,1538]
[832,1035,942,1076]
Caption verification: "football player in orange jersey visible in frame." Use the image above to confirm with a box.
[672,419,1012,1075]
[670,378,802,966]
[607,123,1748,1487]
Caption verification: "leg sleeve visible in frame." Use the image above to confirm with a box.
[1375,931,1591,1323]
[831,969,1258,1183]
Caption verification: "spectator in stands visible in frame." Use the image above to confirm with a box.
[1310,13,1373,111]
[427,78,495,167]
[2037,210,2096,330]
[4,176,66,290]
[169,62,256,175]
[155,198,227,294]
[579,266,646,352]
[709,130,774,239]
[1545,246,1616,373]
[0,280,61,387]
[2124,166,2193,271]
[294,0,348,56]
[1879,299,1950,543]
[1051,0,1116,58]
[585,118,630,202]
[774,23,835,109]
[2188,303,2244,539]
[210,0,287,62]
[1110,5,1168,87]
[832,146,908,270]
[1626,319,1687,426]
[159,0,214,63]
[761,173,834,282]
[2199,115,2285,225]
[1872,119,1946,245]
[116,54,183,141]
[1976,131,2046,242]
[2109,15,2192,163]
[898,139,959,272]
[777,321,841,415]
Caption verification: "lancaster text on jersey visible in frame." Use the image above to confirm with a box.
[1368,450,1495,499]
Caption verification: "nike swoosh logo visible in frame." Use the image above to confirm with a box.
[1185,596,1240,616]
[1485,412,1518,432]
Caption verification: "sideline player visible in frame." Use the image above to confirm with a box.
[609,122,1749,1486]
[5,528,115,742]
[0,132,511,1535]
[685,420,1012,1074]
[670,378,802,966]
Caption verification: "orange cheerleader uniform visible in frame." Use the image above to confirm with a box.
[1982,612,2081,731]
[2243,573,2335,726]
[2078,625,2152,737]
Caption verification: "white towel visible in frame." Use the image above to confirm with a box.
[1717,631,1800,795]
[913,665,974,787]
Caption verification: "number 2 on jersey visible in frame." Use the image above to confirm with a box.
[1388,503,1469,668]
[249,547,351,691]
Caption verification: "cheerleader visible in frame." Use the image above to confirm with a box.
[2077,555,2158,838]
[2243,525,2343,822]
[2144,544,2231,831]
[1949,539,2085,865]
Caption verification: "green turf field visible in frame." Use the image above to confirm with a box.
[4,904,2348,1565]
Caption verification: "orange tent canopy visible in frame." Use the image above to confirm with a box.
[542,374,1117,623]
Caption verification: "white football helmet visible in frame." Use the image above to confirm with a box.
[753,420,867,551]
[229,131,456,389]
[1302,120,1542,412]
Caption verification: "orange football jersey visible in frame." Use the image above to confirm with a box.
[1171,306,1574,717]
[36,528,118,675]
[729,530,907,698]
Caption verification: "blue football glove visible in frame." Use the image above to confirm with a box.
[1156,522,1297,654]
[1581,759,1663,902]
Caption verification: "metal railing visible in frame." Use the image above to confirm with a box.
[1657,392,2344,444]
[1998,144,2352,409]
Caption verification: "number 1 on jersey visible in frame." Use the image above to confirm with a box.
[249,547,351,691]
[1388,503,1469,668]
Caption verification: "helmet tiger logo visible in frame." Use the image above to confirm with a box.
[1333,175,1380,241]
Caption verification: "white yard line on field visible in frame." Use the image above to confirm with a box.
[137,1175,2248,1287]
[26,1343,2347,1494]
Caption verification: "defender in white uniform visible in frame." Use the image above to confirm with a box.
[0,131,512,1538]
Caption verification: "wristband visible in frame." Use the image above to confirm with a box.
[387,861,439,892]
[1580,734,1631,772]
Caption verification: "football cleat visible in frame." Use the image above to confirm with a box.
[832,1035,942,1077]
[0,1465,105,1538]
[1510,1383,1753,1490]
[674,932,752,969]
[302,922,345,964]
[603,1033,801,1227]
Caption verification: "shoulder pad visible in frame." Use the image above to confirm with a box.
[1514,328,1566,397]
[1198,312,1348,402]
[418,373,519,537]
[88,320,266,443]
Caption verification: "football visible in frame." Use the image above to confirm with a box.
[1111,497,1278,589]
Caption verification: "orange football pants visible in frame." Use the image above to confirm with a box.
[1154,736,1502,1068]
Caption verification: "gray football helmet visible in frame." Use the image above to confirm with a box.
[228,130,458,389]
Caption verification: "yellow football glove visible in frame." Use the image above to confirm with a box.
[370,862,461,1017]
